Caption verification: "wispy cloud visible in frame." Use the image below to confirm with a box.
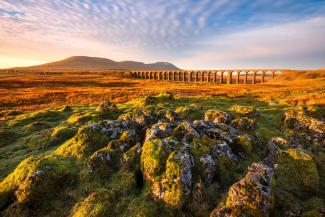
[0,0,324,68]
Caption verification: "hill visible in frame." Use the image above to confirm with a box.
[7,56,180,72]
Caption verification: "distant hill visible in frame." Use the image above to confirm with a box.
[7,56,180,72]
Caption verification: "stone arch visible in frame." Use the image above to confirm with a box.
[255,71,264,83]
[141,71,145,79]
[236,71,246,84]
[220,71,226,84]
[149,71,153,79]
[163,71,167,80]
[274,71,282,78]
[154,71,158,80]
[173,71,177,81]
[183,71,188,81]
[158,71,163,80]
[231,71,239,84]
[195,71,199,82]
[167,71,172,80]
[207,71,212,82]
[201,71,206,82]
[190,71,195,82]
[137,71,141,78]
[264,71,273,82]
[177,71,181,81]
[226,71,233,84]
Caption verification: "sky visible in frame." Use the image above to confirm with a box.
[0,0,325,69]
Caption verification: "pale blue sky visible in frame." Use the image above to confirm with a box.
[0,0,325,69]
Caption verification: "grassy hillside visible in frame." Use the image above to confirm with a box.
[5,56,180,72]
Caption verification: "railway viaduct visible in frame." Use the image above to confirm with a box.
[130,70,281,84]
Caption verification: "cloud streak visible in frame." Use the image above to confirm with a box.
[0,0,324,68]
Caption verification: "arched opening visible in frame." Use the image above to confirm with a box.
[231,71,239,84]
[237,71,246,84]
[201,71,206,82]
[173,71,177,81]
[274,71,282,78]
[183,71,188,81]
[226,71,233,84]
[207,71,212,82]
[169,71,172,80]
[254,71,263,84]
[177,71,181,81]
[264,71,273,82]
[220,71,226,84]
[190,71,195,82]
[154,71,158,80]
[149,71,153,79]
[195,71,199,82]
[163,71,168,80]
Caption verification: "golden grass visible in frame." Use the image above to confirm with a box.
[0,70,324,114]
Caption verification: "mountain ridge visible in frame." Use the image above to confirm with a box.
[6,56,180,71]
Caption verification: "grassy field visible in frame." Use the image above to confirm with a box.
[0,70,324,217]
[0,70,324,114]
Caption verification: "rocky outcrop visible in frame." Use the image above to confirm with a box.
[284,110,325,147]
[211,163,274,217]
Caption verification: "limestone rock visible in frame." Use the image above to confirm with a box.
[204,110,233,124]
[211,163,274,217]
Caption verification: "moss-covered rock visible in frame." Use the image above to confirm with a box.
[55,125,110,159]
[51,126,77,146]
[15,157,75,205]
[71,188,115,217]
[229,105,259,118]
[122,143,142,171]
[96,100,118,118]
[0,156,75,209]
[141,138,172,183]
[231,117,256,131]
[175,105,201,120]
[212,163,274,217]
[87,147,120,180]
[232,134,254,156]
[154,150,193,208]
[204,109,233,124]
[275,148,319,198]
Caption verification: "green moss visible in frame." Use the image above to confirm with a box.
[175,105,201,120]
[15,157,76,205]
[23,121,51,132]
[122,144,141,171]
[141,138,170,183]
[87,147,120,180]
[71,188,115,217]
[161,151,189,208]
[0,156,76,209]
[234,134,254,156]
[55,126,110,159]
[0,129,20,148]
[51,126,77,146]
[275,148,319,198]
[96,101,119,119]
[229,105,258,118]
[8,110,65,127]
[66,113,94,125]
